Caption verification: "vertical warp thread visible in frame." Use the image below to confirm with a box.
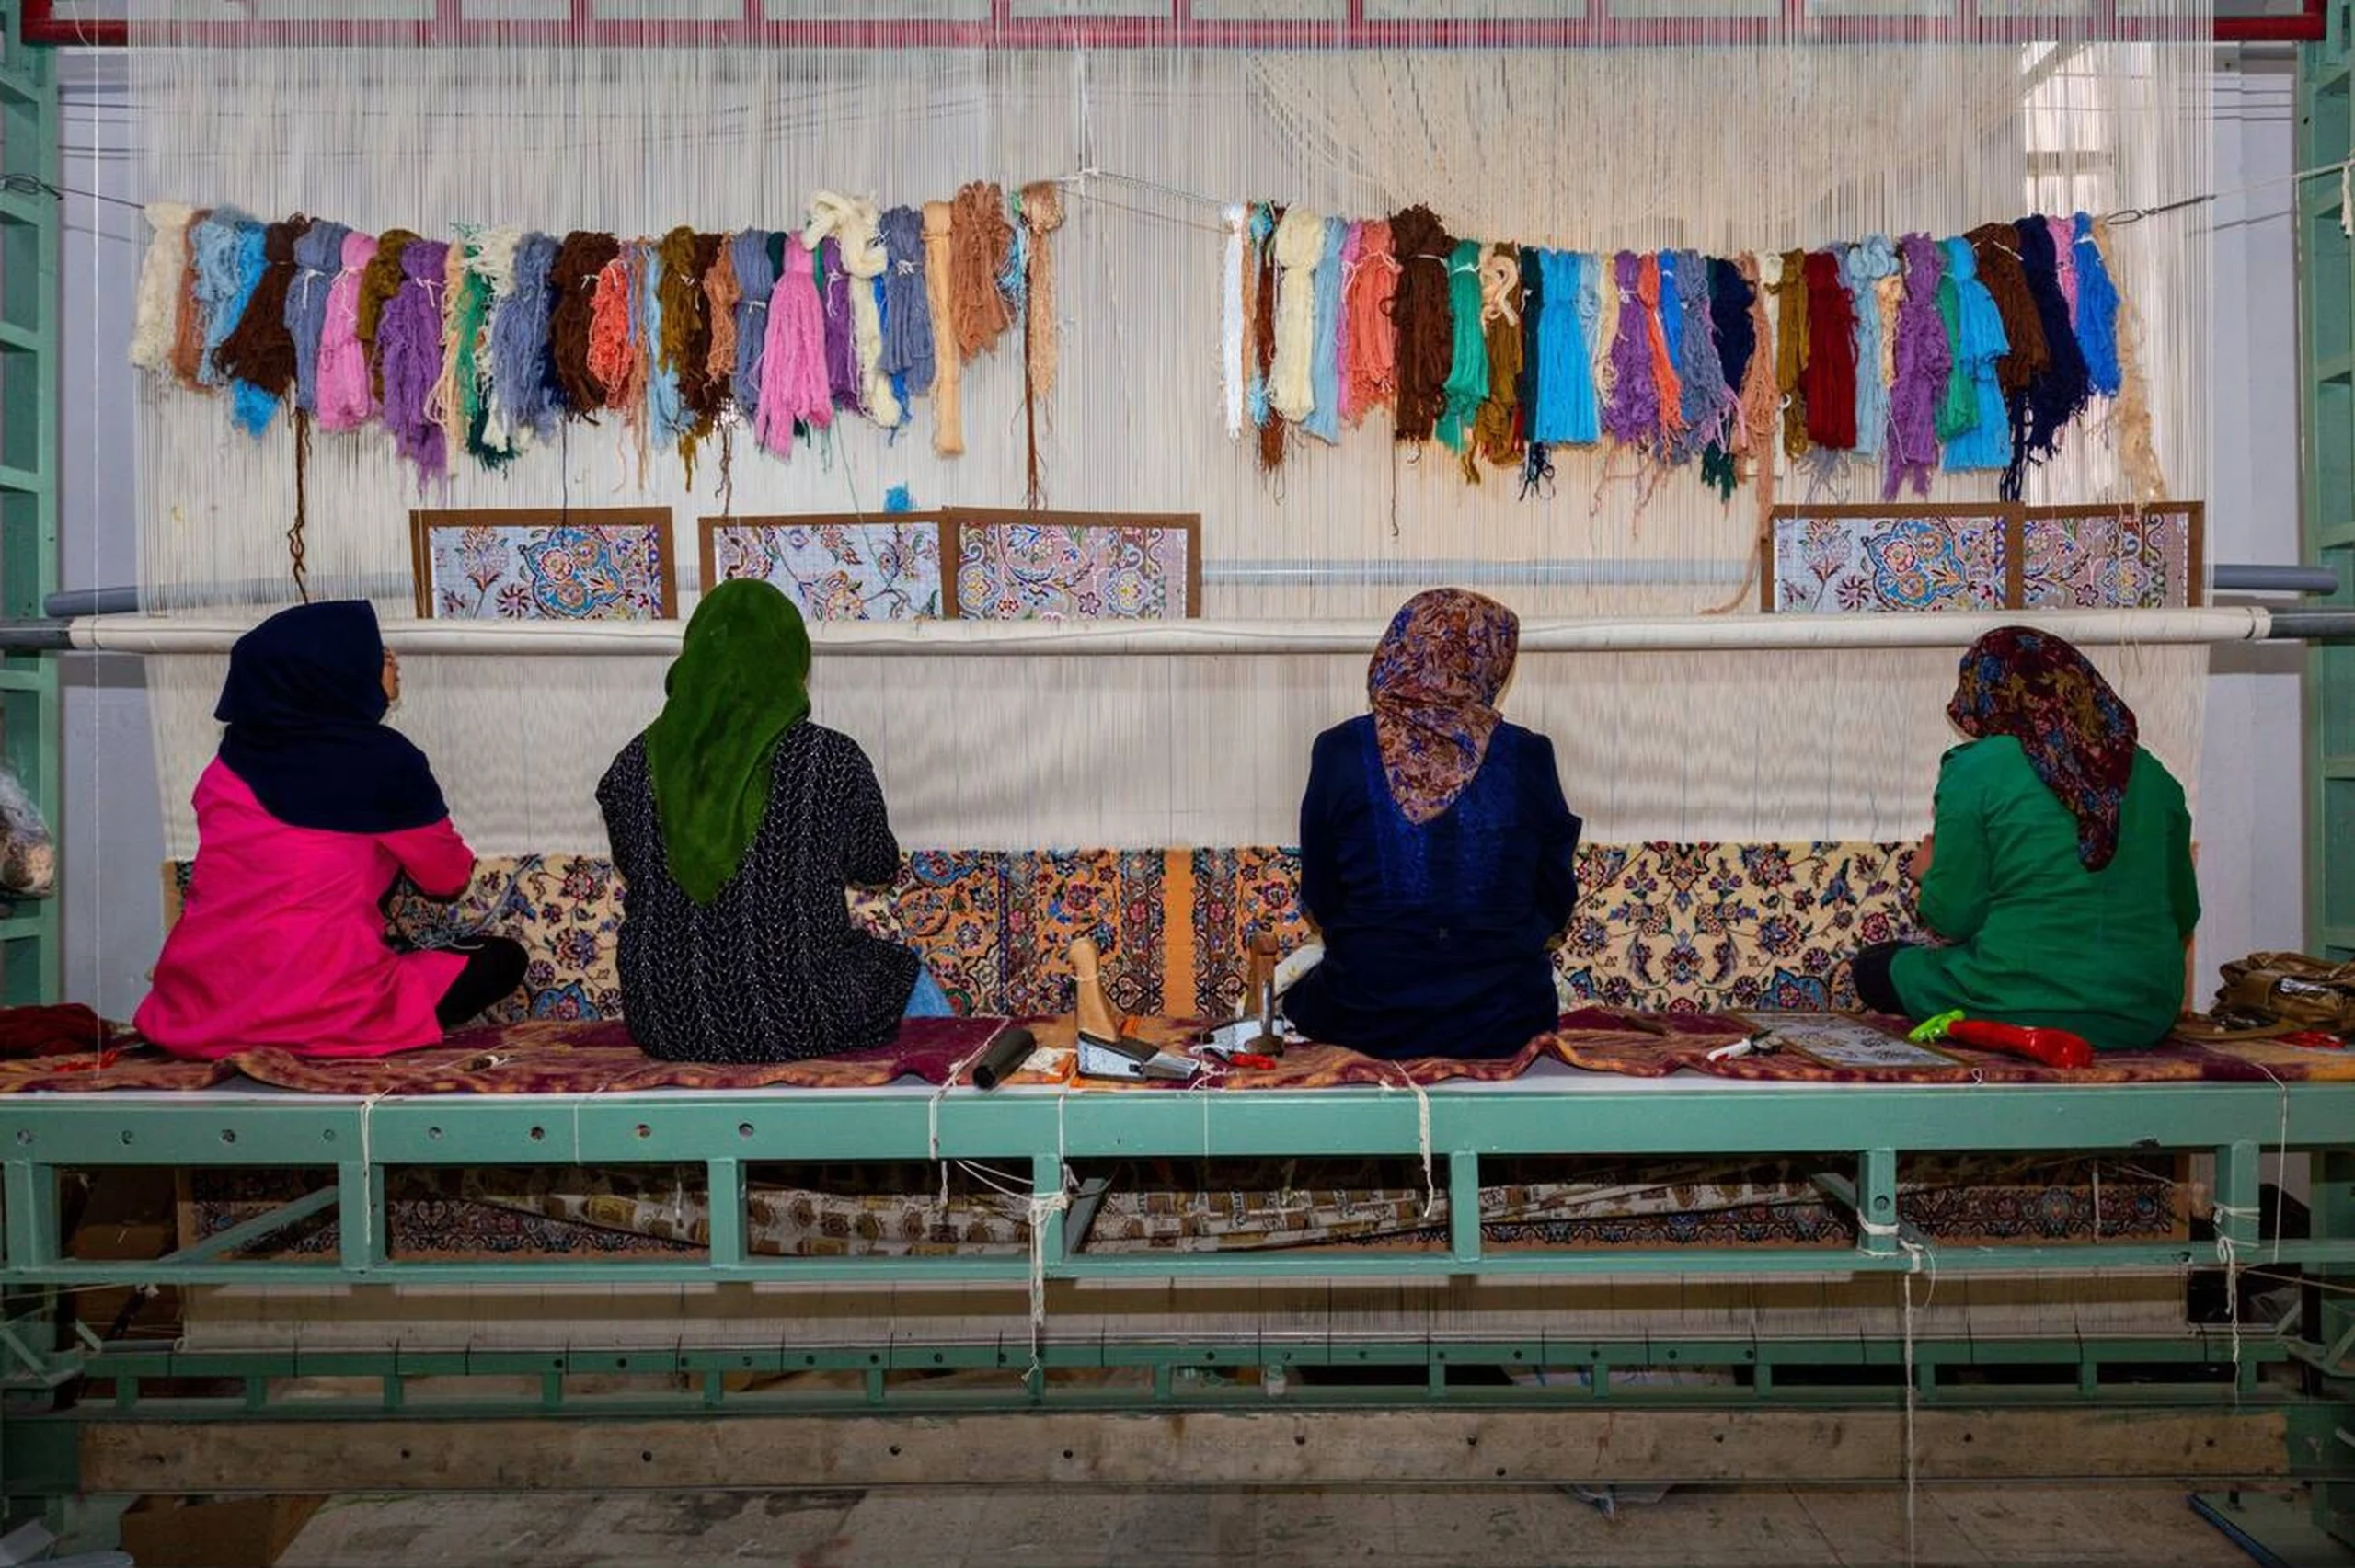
[1883,234,1950,500]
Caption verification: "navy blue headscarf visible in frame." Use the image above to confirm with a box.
[214,601,448,834]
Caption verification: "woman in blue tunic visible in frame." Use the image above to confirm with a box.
[1281,589,1582,1059]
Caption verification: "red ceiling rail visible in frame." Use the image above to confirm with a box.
[18,0,2323,49]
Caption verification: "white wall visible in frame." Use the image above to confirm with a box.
[45,47,2314,1015]
[2200,49,2309,981]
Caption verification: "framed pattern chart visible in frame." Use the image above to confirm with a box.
[701,510,1203,623]
[1763,501,2203,614]
[411,508,678,622]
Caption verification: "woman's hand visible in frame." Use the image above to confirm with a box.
[1908,833,1936,884]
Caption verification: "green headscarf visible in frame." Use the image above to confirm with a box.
[644,579,812,904]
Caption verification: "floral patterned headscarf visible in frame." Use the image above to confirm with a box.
[1367,589,1520,826]
[1947,625,2139,871]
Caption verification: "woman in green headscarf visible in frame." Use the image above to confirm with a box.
[597,580,950,1062]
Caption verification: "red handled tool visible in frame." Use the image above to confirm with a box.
[1910,1011,2095,1070]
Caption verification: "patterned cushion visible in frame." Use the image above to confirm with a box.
[164,842,1918,1023]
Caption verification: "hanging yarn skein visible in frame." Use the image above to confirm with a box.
[1303,215,1348,446]
[2005,215,2092,498]
[1798,249,1856,451]
[452,227,517,467]
[1884,233,1951,499]
[729,230,777,429]
[1340,218,1399,426]
[131,202,196,375]
[549,230,622,419]
[379,236,452,484]
[949,182,1015,362]
[1844,237,1897,459]
[1018,180,1063,403]
[877,205,935,401]
[1602,251,1659,451]
[1698,256,1756,496]
[2072,212,2122,397]
[1472,242,1522,468]
[488,231,561,451]
[315,232,377,432]
[283,218,348,418]
[703,238,740,397]
[755,234,829,457]
[1773,248,1810,459]
[1221,205,1248,438]
[213,214,314,437]
[2092,216,2168,500]
[167,208,211,390]
[920,202,962,456]
[1940,235,2012,473]
[1669,249,1728,470]
[809,192,899,427]
[1251,203,1284,470]
[354,226,418,404]
[1642,253,1683,452]
[1269,206,1326,425]
[1385,205,1456,445]
[190,210,260,393]
[1436,239,1489,462]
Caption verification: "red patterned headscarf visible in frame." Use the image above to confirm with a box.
[1367,588,1520,825]
[1947,625,2139,871]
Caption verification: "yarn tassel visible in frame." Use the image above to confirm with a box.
[1883,234,1951,499]
[878,205,935,399]
[1019,180,1063,404]
[487,231,561,450]
[316,233,378,432]
[1844,236,1896,459]
[730,231,777,429]
[1341,219,1400,426]
[1436,239,1488,462]
[1221,204,1247,438]
[1473,242,1522,467]
[755,235,829,457]
[921,202,963,456]
[1798,249,1856,450]
[1302,215,1348,445]
[1269,206,1326,424]
[379,237,451,484]
[131,201,196,374]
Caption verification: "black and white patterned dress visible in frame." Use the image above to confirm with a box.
[596,724,920,1063]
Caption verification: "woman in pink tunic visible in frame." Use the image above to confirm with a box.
[134,601,525,1059]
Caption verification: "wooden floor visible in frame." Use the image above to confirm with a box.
[276,1483,2272,1567]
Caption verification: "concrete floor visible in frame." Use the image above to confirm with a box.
[276,1483,2271,1567]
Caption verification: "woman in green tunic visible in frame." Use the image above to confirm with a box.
[1849,626,2198,1053]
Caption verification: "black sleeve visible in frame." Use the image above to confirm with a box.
[838,737,902,889]
[1299,728,1345,928]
